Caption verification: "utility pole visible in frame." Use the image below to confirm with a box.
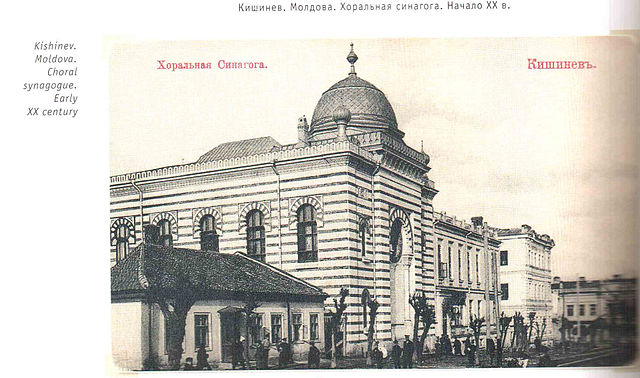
[482,221,491,347]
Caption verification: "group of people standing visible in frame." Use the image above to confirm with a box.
[434,335,503,366]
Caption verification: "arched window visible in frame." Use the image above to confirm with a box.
[246,210,265,262]
[297,204,317,262]
[115,223,130,263]
[359,220,368,258]
[200,214,219,252]
[389,219,403,263]
[158,219,172,247]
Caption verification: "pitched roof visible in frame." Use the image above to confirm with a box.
[196,136,281,163]
[111,244,326,301]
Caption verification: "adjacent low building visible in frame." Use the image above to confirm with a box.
[111,242,327,370]
[551,275,637,343]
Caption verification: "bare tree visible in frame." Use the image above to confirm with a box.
[511,312,526,351]
[499,312,512,348]
[149,275,198,370]
[526,312,537,347]
[409,292,436,362]
[327,287,348,368]
[469,314,484,366]
[365,298,380,366]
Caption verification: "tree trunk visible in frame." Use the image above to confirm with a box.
[417,320,432,363]
[166,316,187,370]
[413,313,420,361]
[331,328,337,368]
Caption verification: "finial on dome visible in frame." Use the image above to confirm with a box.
[347,42,358,76]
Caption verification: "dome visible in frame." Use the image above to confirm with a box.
[310,74,398,137]
[309,44,401,140]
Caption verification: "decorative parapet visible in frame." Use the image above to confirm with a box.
[434,211,499,239]
[492,224,555,248]
[110,139,376,185]
[352,131,430,167]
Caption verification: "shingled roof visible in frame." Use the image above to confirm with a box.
[111,244,326,302]
[196,136,281,163]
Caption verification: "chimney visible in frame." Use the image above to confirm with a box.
[471,216,483,228]
[143,224,160,244]
[297,116,309,145]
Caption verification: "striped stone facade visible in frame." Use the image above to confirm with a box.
[110,131,438,355]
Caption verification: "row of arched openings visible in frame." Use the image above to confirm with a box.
[113,204,318,264]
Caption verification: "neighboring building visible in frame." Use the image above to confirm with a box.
[110,45,439,358]
[111,243,327,370]
[433,212,501,344]
[551,275,637,343]
[494,225,555,342]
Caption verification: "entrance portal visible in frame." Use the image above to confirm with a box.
[389,217,413,340]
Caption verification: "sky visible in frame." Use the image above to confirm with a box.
[110,37,638,281]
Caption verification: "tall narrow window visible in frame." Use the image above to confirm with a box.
[310,314,319,340]
[359,221,368,258]
[292,313,303,342]
[437,244,445,279]
[567,305,574,317]
[200,214,219,252]
[467,247,471,282]
[194,314,209,348]
[390,219,403,263]
[249,313,263,344]
[115,223,130,263]
[246,210,265,262]
[475,252,480,284]
[297,205,318,263]
[500,250,508,266]
[501,283,509,300]
[457,246,462,281]
[158,219,172,247]
[447,244,452,279]
[271,314,282,343]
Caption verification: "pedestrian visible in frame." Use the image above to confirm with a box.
[538,351,553,367]
[308,341,321,368]
[261,338,271,369]
[496,338,503,367]
[487,337,496,366]
[183,357,196,371]
[463,337,471,357]
[454,337,462,356]
[391,339,403,368]
[231,336,246,369]
[442,334,452,356]
[278,338,292,367]
[401,335,414,368]
[467,339,476,367]
[196,345,211,370]
[434,337,441,361]
[372,341,384,368]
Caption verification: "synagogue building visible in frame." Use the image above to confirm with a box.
[111,44,520,362]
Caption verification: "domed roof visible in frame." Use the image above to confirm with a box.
[310,74,398,133]
[309,44,399,139]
